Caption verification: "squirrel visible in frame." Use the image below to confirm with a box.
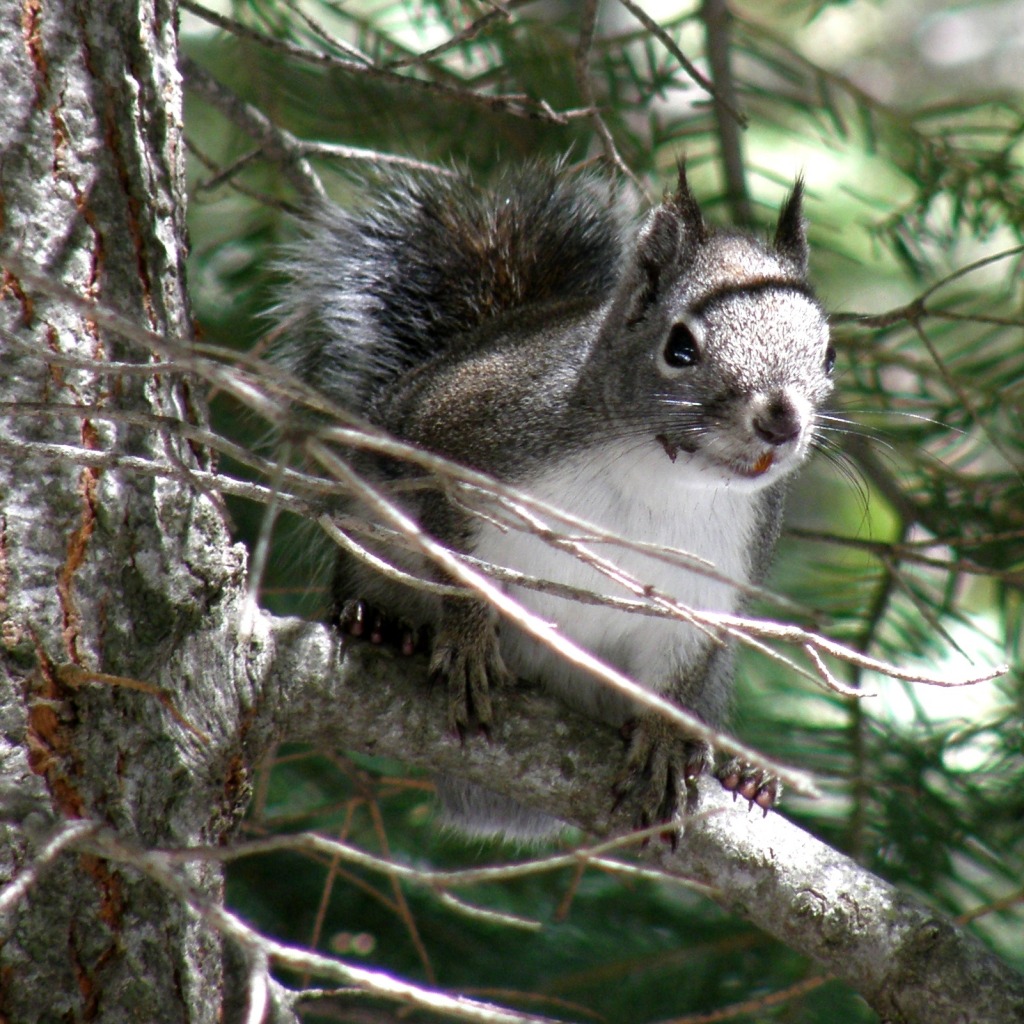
[273,161,835,840]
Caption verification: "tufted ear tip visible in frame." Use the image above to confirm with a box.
[774,177,809,274]
[668,158,707,241]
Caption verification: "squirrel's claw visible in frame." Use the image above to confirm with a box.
[337,600,422,655]
[613,713,713,844]
[716,758,781,815]
[337,599,369,639]
[429,628,510,740]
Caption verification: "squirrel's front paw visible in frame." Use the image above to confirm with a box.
[612,713,713,838]
[716,759,781,814]
[429,629,511,739]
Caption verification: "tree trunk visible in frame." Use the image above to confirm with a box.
[0,1,248,1019]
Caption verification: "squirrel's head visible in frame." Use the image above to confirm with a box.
[593,166,834,490]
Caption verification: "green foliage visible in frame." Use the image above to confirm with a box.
[182,1,1023,1020]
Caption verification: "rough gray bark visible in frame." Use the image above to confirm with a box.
[0,0,247,1020]
[1,2,1022,1023]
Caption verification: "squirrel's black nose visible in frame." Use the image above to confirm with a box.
[753,397,802,446]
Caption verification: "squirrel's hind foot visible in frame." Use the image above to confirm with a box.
[613,713,714,844]
[430,600,513,740]
[336,600,423,657]
[716,759,781,815]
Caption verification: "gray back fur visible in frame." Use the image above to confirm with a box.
[272,163,630,411]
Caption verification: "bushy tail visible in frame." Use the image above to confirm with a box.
[271,163,627,412]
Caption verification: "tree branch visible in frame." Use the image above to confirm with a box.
[256,616,1024,1024]
[700,0,751,225]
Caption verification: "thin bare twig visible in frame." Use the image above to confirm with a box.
[181,55,325,203]
[57,665,211,743]
[574,0,638,185]
[830,245,1024,328]
[292,141,455,176]
[319,515,463,597]
[366,798,436,984]
[650,974,832,1024]
[190,143,264,194]
[278,0,375,66]
[706,611,1005,689]
[180,0,584,125]
[387,2,524,70]
[131,822,698,889]
[82,828,568,1024]
[0,820,101,924]
[186,137,293,207]
[616,0,747,127]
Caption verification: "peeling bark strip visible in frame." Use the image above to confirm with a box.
[57,458,99,662]
[24,650,86,820]
[21,0,49,106]
[0,269,36,325]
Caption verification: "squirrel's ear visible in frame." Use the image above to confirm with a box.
[628,208,681,323]
[774,178,809,274]
[627,164,706,321]
[636,161,707,269]
[636,206,681,271]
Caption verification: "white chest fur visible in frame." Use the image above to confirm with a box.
[472,441,762,723]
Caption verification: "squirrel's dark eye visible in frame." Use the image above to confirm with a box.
[824,344,836,375]
[664,322,700,368]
